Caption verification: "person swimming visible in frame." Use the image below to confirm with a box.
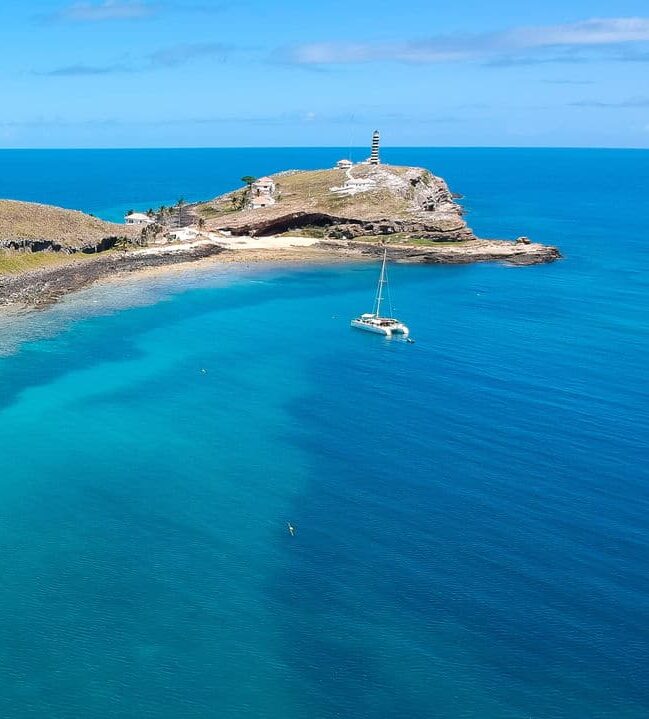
[287,522,296,537]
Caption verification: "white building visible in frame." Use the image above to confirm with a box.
[336,159,353,170]
[125,212,154,226]
[330,177,377,197]
[251,197,275,209]
[252,177,275,194]
[250,177,277,209]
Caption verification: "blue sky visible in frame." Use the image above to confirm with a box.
[1,1,648,148]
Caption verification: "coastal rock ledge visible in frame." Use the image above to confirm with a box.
[319,237,561,266]
[192,163,560,264]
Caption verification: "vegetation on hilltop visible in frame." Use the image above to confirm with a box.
[194,164,473,242]
[0,200,136,251]
[0,249,99,275]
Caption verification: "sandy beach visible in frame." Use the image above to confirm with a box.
[98,243,364,287]
[0,238,363,311]
[0,231,559,312]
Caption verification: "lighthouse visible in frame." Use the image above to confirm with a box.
[369,130,380,165]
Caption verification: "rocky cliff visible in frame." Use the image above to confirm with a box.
[194,164,476,242]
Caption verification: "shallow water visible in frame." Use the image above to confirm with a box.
[0,148,647,718]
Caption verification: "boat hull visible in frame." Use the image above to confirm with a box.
[351,320,392,336]
[351,318,409,337]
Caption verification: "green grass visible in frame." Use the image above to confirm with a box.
[0,250,96,275]
[198,205,228,218]
[277,227,327,239]
[345,234,469,247]
[406,238,469,246]
[191,165,463,235]
[0,199,135,248]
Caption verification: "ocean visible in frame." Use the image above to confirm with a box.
[0,148,647,718]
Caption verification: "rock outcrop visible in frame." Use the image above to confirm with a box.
[0,199,136,253]
[319,238,561,266]
[214,211,474,242]
[195,164,476,243]
[193,163,560,264]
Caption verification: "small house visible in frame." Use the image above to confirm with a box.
[125,212,154,226]
[250,176,276,209]
[251,196,276,209]
[252,177,276,194]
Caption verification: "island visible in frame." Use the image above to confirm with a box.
[0,144,560,309]
[190,161,559,264]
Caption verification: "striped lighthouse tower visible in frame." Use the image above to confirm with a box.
[369,130,380,165]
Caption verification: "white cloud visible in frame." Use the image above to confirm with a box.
[40,1,235,23]
[511,17,649,47]
[571,97,649,108]
[149,43,231,67]
[280,17,649,65]
[37,42,236,76]
[38,62,132,76]
[47,1,157,23]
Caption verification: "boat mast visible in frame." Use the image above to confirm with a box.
[374,247,387,317]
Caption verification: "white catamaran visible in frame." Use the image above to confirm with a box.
[351,247,409,337]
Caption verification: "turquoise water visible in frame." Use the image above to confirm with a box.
[0,149,648,718]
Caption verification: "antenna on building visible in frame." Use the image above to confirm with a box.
[348,114,355,162]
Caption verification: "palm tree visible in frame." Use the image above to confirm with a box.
[176,197,186,227]
[158,205,169,225]
[241,176,257,189]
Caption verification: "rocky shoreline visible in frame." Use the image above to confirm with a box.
[0,243,225,309]
[0,236,560,311]
[322,238,561,265]
[0,162,562,311]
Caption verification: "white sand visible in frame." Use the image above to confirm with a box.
[132,234,319,258]
[207,233,319,250]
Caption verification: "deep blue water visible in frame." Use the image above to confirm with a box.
[0,148,647,718]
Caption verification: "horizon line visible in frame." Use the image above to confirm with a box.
[0,145,648,152]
